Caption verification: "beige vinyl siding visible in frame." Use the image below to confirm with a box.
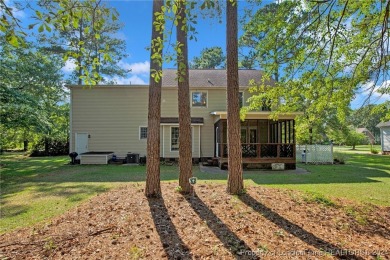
[194,88,225,157]
[161,125,201,158]
[71,86,149,157]
[160,87,251,158]
[381,126,390,151]
[161,88,222,158]
[160,126,164,157]
[70,85,253,158]
[194,125,201,158]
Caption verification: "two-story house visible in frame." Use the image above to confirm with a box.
[68,69,300,168]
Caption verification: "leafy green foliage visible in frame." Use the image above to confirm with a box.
[370,147,379,154]
[241,0,390,144]
[1,0,127,85]
[160,0,223,74]
[31,136,69,156]
[148,2,166,83]
[333,152,348,164]
[0,37,67,150]
[303,191,335,207]
[36,0,127,85]
[349,102,390,138]
[190,46,225,69]
[240,1,306,82]
[345,131,369,149]
[328,124,368,149]
[0,1,27,47]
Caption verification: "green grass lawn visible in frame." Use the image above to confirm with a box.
[1,145,389,233]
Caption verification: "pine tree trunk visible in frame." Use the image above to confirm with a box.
[23,140,28,152]
[226,0,244,194]
[145,0,164,198]
[44,137,49,155]
[177,0,193,194]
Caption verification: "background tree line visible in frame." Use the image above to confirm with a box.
[1,0,388,195]
[1,0,127,155]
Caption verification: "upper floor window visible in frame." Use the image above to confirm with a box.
[192,91,207,107]
[140,127,148,139]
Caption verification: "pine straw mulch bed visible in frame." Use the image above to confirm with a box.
[1,183,389,260]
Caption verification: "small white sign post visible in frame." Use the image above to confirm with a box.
[189,177,197,197]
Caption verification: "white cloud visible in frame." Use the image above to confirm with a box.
[352,80,390,108]
[62,59,77,73]
[275,0,308,12]
[1,0,25,19]
[12,8,25,19]
[112,75,148,85]
[118,60,150,75]
[361,80,390,97]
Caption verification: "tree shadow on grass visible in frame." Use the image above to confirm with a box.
[147,197,192,259]
[239,193,365,260]
[0,204,29,218]
[183,194,258,259]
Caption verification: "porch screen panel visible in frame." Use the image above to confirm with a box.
[241,128,247,143]
[259,120,268,143]
[287,120,291,143]
[284,121,287,143]
[249,121,257,143]
[281,121,286,144]
[222,121,227,143]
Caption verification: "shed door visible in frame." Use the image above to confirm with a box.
[75,133,89,156]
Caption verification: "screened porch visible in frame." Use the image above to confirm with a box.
[213,118,297,168]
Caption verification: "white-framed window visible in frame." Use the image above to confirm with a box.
[191,91,207,107]
[170,126,195,152]
[139,126,148,139]
[239,92,244,108]
[171,127,179,151]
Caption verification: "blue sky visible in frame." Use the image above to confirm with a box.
[106,0,230,85]
[93,0,390,108]
[3,0,389,108]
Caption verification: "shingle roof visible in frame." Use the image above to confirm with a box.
[376,121,390,128]
[356,128,369,133]
[161,69,273,87]
[160,117,204,124]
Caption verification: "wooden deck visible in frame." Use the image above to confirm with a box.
[216,143,296,169]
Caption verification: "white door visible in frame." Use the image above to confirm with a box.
[75,133,89,157]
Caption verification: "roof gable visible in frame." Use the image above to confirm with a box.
[377,121,390,128]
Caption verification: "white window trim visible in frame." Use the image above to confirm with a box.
[170,126,179,152]
[191,90,208,108]
[162,126,165,158]
[139,126,148,140]
[198,126,201,158]
[170,126,195,152]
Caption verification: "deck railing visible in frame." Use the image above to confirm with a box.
[218,143,295,159]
